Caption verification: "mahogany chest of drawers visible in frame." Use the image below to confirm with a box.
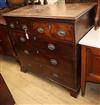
[2,3,96,97]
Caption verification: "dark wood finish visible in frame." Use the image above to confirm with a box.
[81,45,100,96]
[0,74,15,105]
[3,3,96,98]
[0,24,15,56]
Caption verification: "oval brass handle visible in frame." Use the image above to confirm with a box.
[10,23,15,28]
[37,27,44,33]
[48,43,55,51]
[57,30,66,37]
[20,37,26,42]
[50,59,57,65]
[24,50,29,55]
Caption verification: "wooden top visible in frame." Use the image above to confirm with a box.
[2,3,96,20]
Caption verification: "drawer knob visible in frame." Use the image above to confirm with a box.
[57,30,66,37]
[37,27,44,33]
[33,36,37,40]
[20,37,26,42]
[36,50,39,54]
[24,50,29,55]
[10,23,15,28]
[53,73,59,78]
[50,59,57,65]
[48,43,55,51]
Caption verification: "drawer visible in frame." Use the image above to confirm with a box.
[32,21,74,42]
[6,17,32,33]
[41,55,75,88]
[32,21,50,39]
[50,23,74,42]
[9,30,33,49]
[32,36,74,58]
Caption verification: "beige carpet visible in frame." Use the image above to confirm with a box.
[0,56,100,105]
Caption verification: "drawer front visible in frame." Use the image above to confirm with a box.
[32,21,50,38]
[31,35,74,57]
[50,23,74,42]
[9,30,33,49]
[32,21,74,42]
[6,17,32,33]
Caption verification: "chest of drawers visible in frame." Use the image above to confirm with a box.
[3,3,96,97]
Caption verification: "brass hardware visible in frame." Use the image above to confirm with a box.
[20,37,26,42]
[33,36,37,40]
[48,43,55,51]
[24,50,29,55]
[50,59,57,65]
[25,31,29,39]
[37,27,44,33]
[57,30,66,37]
[53,73,59,78]
[22,25,29,39]
[10,23,15,28]
[36,50,39,54]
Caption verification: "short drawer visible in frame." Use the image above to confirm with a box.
[6,17,32,33]
[9,30,33,48]
[32,21,50,38]
[50,22,74,42]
